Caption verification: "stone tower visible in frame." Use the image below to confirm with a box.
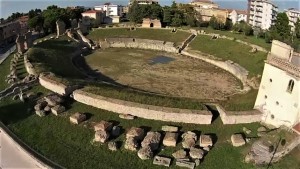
[24,31,33,50]
[254,40,300,132]
[16,34,26,54]
[56,19,66,37]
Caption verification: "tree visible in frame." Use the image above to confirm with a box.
[269,13,291,41]
[163,7,172,26]
[295,18,300,38]
[224,18,233,30]
[209,16,222,30]
[171,12,184,27]
[28,15,44,32]
[186,14,197,27]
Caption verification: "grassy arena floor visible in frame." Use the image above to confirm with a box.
[87,28,191,45]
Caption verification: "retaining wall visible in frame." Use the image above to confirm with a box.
[24,54,37,76]
[39,73,78,96]
[102,38,180,53]
[216,105,262,124]
[73,89,213,124]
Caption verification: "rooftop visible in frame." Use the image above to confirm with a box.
[82,10,102,14]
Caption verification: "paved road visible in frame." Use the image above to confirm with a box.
[0,129,46,169]
[0,45,16,65]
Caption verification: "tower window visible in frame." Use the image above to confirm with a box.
[287,80,294,93]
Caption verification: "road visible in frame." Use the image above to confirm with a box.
[0,44,16,65]
[0,129,46,169]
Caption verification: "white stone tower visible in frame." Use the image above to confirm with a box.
[254,40,300,132]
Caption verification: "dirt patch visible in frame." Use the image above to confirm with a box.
[85,48,242,100]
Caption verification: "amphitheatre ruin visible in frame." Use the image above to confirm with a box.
[0,20,299,169]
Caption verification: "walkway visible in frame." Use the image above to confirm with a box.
[0,45,16,65]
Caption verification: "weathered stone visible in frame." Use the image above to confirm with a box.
[12,95,19,100]
[126,127,144,141]
[70,112,86,124]
[124,137,139,151]
[243,127,252,134]
[36,110,46,117]
[189,147,204,159]
[182,131,197,149]
[111,126,121,137]
[119,114,135,120]
[172,149,187,159]
[51,105,66,116]
[45,94,64,106]
[257,126,267,132]
[203,146,211,152]
[94,130,110,143]
[108,141,118,151]
[56,19,66,37]
[176,160,195,169]
[44,106,51,112]
[94,120,113,132]
[162,125,178,132]
[195,159,200,167]
[141,132,161,151]
[163,132,178,147]
[199,135,213,147]
[138,146,153,160]
[153,156,171,167]
[26,92,36,99]
[231,134,246,147]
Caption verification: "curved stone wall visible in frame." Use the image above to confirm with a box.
[101,38,180,53]
[72,89,213,124]
[24,54,37,76]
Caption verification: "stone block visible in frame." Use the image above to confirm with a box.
[51,105,65,116]
[70,112,86,124]
[176,160,195,169]
[124,137,139,151]
[189,147,204,159]
[231,134,246,147]
[141,132,161,151]
[36,110,46,117]
[162,125,178,132]
[163,132,178,147]
[138,146,153,160]
[94,130,110,143]
[119,114,135,120]
[172,149,186,159]
[153,156,171,167]
[108,141,118,151]
[94,120,113,132]
[126,127,144,141]
[199,135,213,147]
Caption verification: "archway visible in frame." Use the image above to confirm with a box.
[150,23,154,28]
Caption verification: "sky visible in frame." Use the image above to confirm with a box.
[0,0,299,19]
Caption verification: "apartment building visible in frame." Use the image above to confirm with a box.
[229,10,248,25]
[95,3,123,17]
[285,8,300,31]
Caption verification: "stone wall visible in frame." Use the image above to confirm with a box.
[102,38,180,53]
[216,105,262,124]
[24,54,37,76]
[39,73,78,96]
[181,50,250,91]
[72,89,213,124]
[180,34,197,52]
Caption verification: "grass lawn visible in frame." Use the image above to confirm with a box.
[193,27,271,50]
[0,53,14,90]
[87,28,191,45]
[27,37,84,79]
[189,35,267,76]
[220,90,258,111]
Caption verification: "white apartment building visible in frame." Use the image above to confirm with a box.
[229,10,248,25]
[248,0,278,30]
[95,3,122,17]
[129,0,159,5]
[285,8,300,31]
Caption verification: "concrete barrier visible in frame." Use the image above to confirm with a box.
[73,89,213,124]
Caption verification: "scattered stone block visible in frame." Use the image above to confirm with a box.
[111,126,121,137]
[172,149,187,159]
[94,120,113,132]
[44,106,51,112]
[124,137,139,151]
[231,134,246,147]
[257,126,267,137]
[182,131,197,149]
[203,146,211,152]
[163,132,178,147]
[126,127,144,141]
[199,135,213,147]
[138,146,153,160]
[189,147,204,159]
[51,105,65,116]
[45,94,64,106]
[108,141,118,151]
[94,130,110,143]
[153,156,171,167]
[176,160,195,169]
[141,132,161,151]
[119,114,135,120]
[70,112,86,124]
[195,159,200,167]
[162,125,178,132]
[243,127,252,134]
[36,110,46,117]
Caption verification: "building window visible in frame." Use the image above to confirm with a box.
[287,80,294,93]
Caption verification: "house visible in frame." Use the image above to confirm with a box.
[247,0,278,30]
[229,10,248,25]
[190,0,219,9]
[196,8,230,23]
[94,3,123,24]
[81,10,105,28]
[254,40,300,134]
[285,8,300,32]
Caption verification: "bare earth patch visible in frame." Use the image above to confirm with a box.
[85,48,241,100]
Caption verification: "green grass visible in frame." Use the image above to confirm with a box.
[194,27,271,50]
[0,53,14,90]
[220,90,258,111]
[189,35,267,76]
[87,28,191,45]
[83,84,206,110]
[28,37,84,79]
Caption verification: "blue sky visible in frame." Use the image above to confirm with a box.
[0,0,299,19]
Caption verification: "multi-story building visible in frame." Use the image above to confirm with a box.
[285,8,300,32]
[0,21,21,46]
[129,0,159,5]
[190,0,219,9]
[81,10,105,28]
[248,0,278,30]
[254,40,300,134]
[229,10,248,25]
[95,3,123,17]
